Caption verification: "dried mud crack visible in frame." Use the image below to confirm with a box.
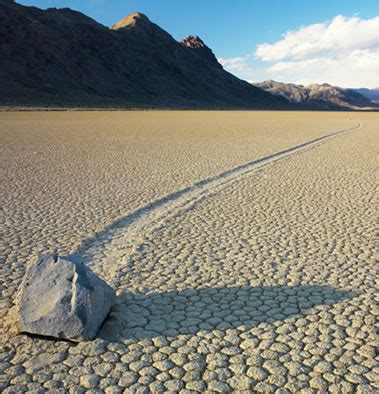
[1,113,376,393]
[76,121,363,279]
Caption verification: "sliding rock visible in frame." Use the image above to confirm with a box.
[17,254,115,341]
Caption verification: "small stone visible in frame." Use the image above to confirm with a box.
[169,367,185,379]
[169,353,187,366]
[68,386,86,394]
[164,379,184,391]
[99,378,116,389]
[209,359,228,370]
[270,343,290,353]
[309,376,328,391]
[221,346,240,356]
[208,380,231,393]
[246,366,268,381]
[138,375,154,385]
[93,363,113,377]
[104,386,122,394]
[254,382,276,392]
[186,381,206,391]
[155,372,171,382]
[329,382,354,393]
[235,376,254,390]
[356,384,376,394]
[183,371,202,383]
[149,381,165,393]
[118,371,138,387]
[345,374,368,384]
[183,361,205,372]
[153,360,174,372]
[139,367,159,377]
[263,360,287,376]
[10,374,32,385]
[24,353,66,374]
[79,374,100,389]
[120,352,143,364]
[44,380,63,389]
[129,361,147,372]
[229,364,246,375]
[314,361,332,373]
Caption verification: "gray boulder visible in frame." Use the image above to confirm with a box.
[17,254,115,341]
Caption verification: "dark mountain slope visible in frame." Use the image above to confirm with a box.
[353,88,379,104]
[0,0,292,108]
[254,80,378,110]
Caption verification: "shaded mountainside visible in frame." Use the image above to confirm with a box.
[353,88,379,104]
[0,0,293,109]
[254,81,379,110]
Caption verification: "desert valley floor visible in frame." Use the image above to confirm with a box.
[0,111,377,393]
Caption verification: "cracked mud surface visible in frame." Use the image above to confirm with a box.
[0,111,377,393]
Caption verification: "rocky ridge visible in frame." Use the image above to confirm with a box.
[254,80,378,110]
[353,88,379,104]
[0,0,291,109]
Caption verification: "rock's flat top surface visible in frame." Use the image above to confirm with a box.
[18,254,115,341]
[0,111,377,392]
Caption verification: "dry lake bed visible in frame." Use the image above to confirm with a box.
[0,111,377,393]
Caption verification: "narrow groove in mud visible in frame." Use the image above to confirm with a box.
[76,121,363,269]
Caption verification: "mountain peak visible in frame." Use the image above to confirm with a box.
[179,35,223,69]
[180,35,206,49]
[111,12,150,30]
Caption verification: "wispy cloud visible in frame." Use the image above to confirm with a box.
[221,15,379,88]
[266,49,379,88]
[255,15,379,61]
[218,56,249,72]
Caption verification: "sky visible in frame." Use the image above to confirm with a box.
[18,0,379,88]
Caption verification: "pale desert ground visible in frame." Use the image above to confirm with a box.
[0,111,377,393]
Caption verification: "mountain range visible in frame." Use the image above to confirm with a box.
[253,81,379,110]
[0,0,377,110]
[0,0,291,109]
[352,88,379,104]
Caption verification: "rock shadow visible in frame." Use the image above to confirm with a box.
[99,284,355,342]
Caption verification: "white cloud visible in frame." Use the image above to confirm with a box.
[266,49,379,88]
[218,56,249,72]
[221,15,379,88]
[255,15,379,61]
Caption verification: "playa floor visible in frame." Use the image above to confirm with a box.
[0,111,377,393]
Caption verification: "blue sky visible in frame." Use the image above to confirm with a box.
[18,1,379,87]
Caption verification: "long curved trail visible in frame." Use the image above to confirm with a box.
[76,121,364,279]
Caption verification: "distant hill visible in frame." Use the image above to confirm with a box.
[253,80,378,110]
[352,88,379,104]
[0,0,293,109]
